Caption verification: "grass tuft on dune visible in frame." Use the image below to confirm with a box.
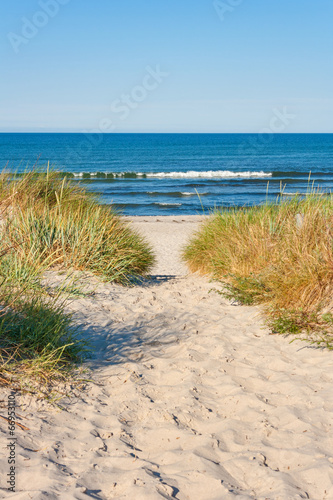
[0,169,155,283]
[0,168,155,395]
[184,192,333,348]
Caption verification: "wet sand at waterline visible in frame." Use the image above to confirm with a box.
[1,216,333,499]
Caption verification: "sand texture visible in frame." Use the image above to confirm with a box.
[1,216,333,499]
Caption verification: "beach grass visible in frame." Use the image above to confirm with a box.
[0,169,155,282]
[183,192,333,348]
[0,168,155,394]
[0,244,87,395]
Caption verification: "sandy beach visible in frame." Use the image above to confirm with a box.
[1,215,333,500]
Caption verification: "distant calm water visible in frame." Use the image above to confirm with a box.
[1,133,332,215]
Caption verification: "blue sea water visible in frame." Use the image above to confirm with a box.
[0,133,332,215]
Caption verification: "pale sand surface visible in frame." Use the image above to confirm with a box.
[1,216,333,499]
[125,215,207,276]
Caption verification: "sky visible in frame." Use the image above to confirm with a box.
[0,0,332,133]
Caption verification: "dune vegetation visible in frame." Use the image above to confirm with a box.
[184,193,333,349]
[0,169,155,394]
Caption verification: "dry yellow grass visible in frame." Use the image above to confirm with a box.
[184,193,333,346]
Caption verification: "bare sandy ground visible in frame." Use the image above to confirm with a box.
[125,215,206,276]
[1,216,333,499]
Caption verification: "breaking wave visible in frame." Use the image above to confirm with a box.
[71,170,273,180]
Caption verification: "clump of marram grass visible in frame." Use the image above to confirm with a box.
[0,235,88,396]
[0,168,155,282]
[0,167,154,395]
[183,192,333,348]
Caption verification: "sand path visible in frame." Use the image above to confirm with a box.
[1,217,333,499]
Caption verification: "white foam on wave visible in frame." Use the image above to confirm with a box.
[154,202,182,206]
[180,192,208,196]
[147,191,205,196]
[146,170,272,179]
[72,170,272,179]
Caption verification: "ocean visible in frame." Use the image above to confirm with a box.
[1,133,332,215]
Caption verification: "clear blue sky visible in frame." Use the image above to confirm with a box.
[1,0,332,132]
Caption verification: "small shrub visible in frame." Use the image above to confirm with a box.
[217,274,270,305]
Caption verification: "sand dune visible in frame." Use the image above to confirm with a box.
[1,216,333,499]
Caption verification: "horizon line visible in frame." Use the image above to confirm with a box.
[0,131,333,135]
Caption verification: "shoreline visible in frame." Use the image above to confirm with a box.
[123,215,207,221]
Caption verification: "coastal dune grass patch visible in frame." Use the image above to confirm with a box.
[0,169,155,394]
[0,235,87,395]
[0,169,155,282]
[183,193,333,348]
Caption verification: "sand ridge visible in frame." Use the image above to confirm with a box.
[1,216,333,499]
